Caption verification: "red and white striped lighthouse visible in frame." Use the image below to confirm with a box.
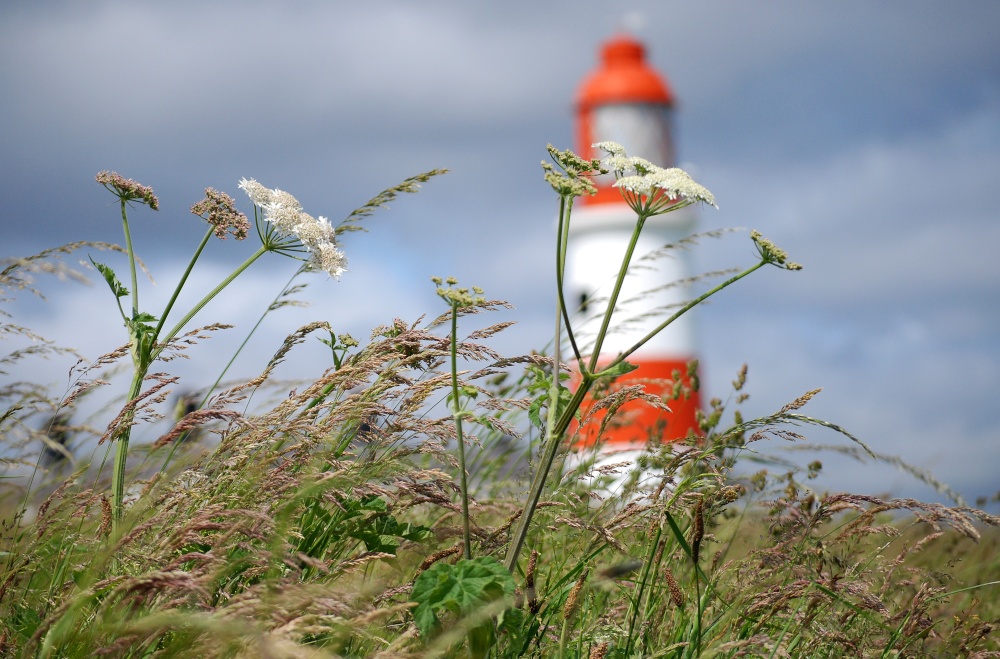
[568,34,703,459]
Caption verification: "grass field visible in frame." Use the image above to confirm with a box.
[1,145,996,657]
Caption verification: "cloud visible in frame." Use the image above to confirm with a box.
[2,1,998,509]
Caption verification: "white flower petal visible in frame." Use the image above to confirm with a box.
[238,178,273,207]
[311,241,347,279]
[592,141,626,157]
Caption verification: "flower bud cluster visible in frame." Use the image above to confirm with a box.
[432,276,485,308]
[190,188,249,240]
[238,178,346,278]
[541,144,605,198]
[96,171,159,210]
[750,230,803,270]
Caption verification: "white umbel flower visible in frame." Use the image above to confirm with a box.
[311,241,347,279]
[293,213,335,249]
[592,142,717,211]
[239,178,347,278]
[615,168,716,208]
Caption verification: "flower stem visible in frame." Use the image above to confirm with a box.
[119,199,139,318]
[111,369,144,533]
[587,214,647,373]
[555,196,583,365]
[154,245,268,357]
[504,381,590,572]
[606,259,768,371]
[449,301,473,560]
[504,257,772,572]
[112,244,267,526]
[153,226,215,340]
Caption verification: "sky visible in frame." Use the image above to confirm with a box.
[2,1,998,510]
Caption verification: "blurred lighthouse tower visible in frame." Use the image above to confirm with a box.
[569,34,703,456]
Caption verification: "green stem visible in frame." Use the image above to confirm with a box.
[503,243,577,572]
[111,369,145,533]
[449,301,472,560]
[120,199,139,318]
[606,259,769,371]
[112,245,268,530]
[694,553,703,656]
[504,380,590,572]
[558,615,572,658]
[587,214,647,373]
[505,262,773,572]
[554,195,583,365]
[153,226,215,340]
[154,245,268,359]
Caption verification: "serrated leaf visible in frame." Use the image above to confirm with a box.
[528,392,546,429]
[348,512,430,553]
[90,258,128,298]
[410,556,514,644]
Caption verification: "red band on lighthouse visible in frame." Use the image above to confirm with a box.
[569,34,703,451]
[577,36,677,206]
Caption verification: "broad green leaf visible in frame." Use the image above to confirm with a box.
[410,556,514,643]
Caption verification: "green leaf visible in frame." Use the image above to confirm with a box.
[359,495,387,512]
[296,495,429,559]
[410,556,514,645]
[528,382,578,431]
[596,360,639,378]
[347,512,430,553]
[497,606,533,656]
[125,312,160,365]
[90,258,128,298]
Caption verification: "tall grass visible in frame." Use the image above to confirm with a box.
[1,144,997,658]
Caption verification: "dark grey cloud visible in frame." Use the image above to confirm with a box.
[2,1,998,508]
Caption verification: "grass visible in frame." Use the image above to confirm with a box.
[0,144,997,658]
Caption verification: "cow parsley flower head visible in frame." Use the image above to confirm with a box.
[541,144,604,198]
[615,168,716,208]
[592,142,717,216]
[239,178,347,278]
[433,275,486,308]
[593,141,626,157]
[270,189,301,211]
[750,230,802,270]
[603,155,636,177]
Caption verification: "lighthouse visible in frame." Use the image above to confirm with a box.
[568,35,703,464]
